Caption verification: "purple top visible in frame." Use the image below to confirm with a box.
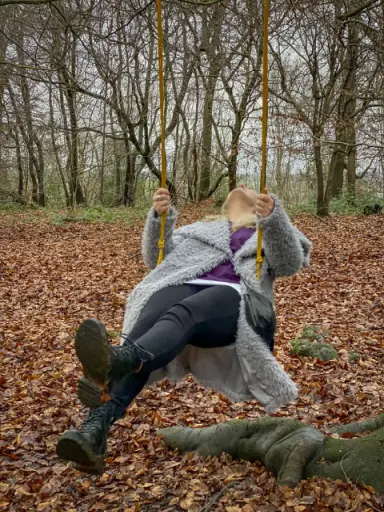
[199,226,255,284]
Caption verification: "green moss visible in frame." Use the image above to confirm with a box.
[0,205,149,226]
[290,325,337,361]
[312,427,384,493]
[107,330,120,339]
[290,339,338,361]
[349,352,361,362]
[301,325,329,342]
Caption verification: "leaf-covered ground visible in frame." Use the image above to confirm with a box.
[1,207,383,512]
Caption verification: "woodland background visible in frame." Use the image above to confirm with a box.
[1,0,384,215]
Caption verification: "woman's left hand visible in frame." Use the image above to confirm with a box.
[256,188,275,218]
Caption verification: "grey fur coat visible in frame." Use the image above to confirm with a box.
[121,199,312,413]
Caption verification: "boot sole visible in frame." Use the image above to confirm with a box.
[56,430,105,475]
[75,318,111,387]
[78,376,105,409]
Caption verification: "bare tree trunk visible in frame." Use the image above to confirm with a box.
[275,145,284,198]
[123,135,136,206]
[66,83,85,205]
[189,71,200,201]
[61,32,85,206]
[110,109,122,205]
[198,76,218,199]
[198,5,225,200]
[329,15,358,202]
[0,12,9,188]
[330,148,345,198]
[329,124,346,198]
[227,147,238,190]
[0,18,7,112]
[33,134,46,206]
[99,85,108,204]
[7,83,39,204]
[49,85,70,206]
[172,122,181,185]
[28,156,38,204]
[57,83,74,205]
[314,137,328,216]
[219,6,263,192]
[346,130,356,199]
[15,35,45,205]
[345,19,358,201]
[192,143,198,201]
[160,414,384,493]
[13,126,24,203]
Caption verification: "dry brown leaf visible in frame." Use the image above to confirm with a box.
[1,210,383,512]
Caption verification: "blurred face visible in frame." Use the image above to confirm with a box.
[225,184,258,211]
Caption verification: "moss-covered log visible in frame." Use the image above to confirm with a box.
[159,414,384,493]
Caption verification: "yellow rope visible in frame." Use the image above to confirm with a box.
[256,0,269,279]
[156,0,167,265]
[155,0,269,271]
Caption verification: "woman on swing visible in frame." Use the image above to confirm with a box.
[57,185,311,474]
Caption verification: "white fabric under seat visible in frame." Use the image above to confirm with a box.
[147,344,251,402]
[185,279,241,293]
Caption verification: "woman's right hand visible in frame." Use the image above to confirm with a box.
[153,188,170,215]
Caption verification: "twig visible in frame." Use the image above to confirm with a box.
[366,502,384,512]
[200,481,242,512]
[309,213,338,229]
[339,451,351,484]
[126,250,141,261]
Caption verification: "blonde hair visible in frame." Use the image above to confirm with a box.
[203,205,257,231]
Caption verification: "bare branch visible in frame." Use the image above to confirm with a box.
[175,0,224,6]
[338,0,382,20]
[0,0,56,6]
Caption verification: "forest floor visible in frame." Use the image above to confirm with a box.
[0,205,383,512]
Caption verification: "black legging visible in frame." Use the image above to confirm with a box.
[110,284,240,418]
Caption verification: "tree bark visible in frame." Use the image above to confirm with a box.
[60,31,85,206]
[197,5,225,200]
[345,20,358,201]
[110,109,122,206]
[314,137,328,216]
[33,133,46,206]
[13,126,24,203]
[15,34,45,205]
[160,413,384,493]
[0,14,8,186]
[329,127,346,198]
[48,84,70,206]
[123,137,136,207]
[99,86,108,204]
[7,82,40,204]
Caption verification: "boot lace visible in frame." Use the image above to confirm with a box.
[119,333,154,363]
[80,403,115,437]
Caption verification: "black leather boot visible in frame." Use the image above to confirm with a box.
[75,318,150,388]
[56,401,116,475]
[77,376,105,409]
